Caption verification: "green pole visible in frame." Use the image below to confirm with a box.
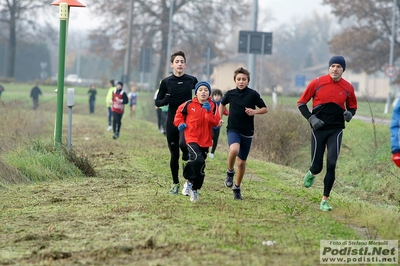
[55,3,69,147]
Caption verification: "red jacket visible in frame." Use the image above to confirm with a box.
[297,74,357,129]
[111,89,128,114]
[297,74,357,110]
[174,97,221,148]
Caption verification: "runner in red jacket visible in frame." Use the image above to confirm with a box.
[174,81,221,202]
[111,81,128,139]
[297,55,357,212]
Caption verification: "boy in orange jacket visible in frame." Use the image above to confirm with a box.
[174,81,221,202]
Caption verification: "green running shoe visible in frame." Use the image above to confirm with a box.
[303,170,315,188]
[169,183,180,194]
[320,200,333,211]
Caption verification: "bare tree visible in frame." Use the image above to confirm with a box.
[273,12,334,70]
[323,0,400,81]
[0,0,50,79]
[88,0,251,84]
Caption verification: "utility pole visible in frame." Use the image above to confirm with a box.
[76,40,81,77]
[165,0,174,77]
[248,0,258,90]
[206,45,211,82]
[123,0,134,91]
[385,0,397,114]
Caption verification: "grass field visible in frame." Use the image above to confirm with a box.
[0,83,399,265]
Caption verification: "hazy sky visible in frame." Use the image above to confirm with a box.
[261,0,332,28]
[66,0,332,30]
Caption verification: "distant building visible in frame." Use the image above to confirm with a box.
[211,55,247,92]
[211,54,395,100]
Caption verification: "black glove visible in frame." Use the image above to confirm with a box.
[343,110,352,122]
[308,115,324,130]
[164,93,172,104]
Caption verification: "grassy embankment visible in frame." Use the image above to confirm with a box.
[0,83,399,265]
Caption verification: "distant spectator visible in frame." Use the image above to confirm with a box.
[106,79,115,131]
[160,105,168,135]
[0,83,4,99]
[30,83,42,110]
[154,88,163,133]
[128,85,138,119]
[209,88,229,158]
[88,84,97,115]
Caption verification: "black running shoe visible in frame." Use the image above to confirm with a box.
[232,186,242,200]
[224,170,234,188]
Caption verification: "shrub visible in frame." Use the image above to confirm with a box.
[0,101,96,185]
[62,145,97,177]
[252,106,310,166]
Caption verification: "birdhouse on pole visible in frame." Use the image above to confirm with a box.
[51,0,86,7]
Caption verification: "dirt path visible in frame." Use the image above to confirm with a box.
[355,115,390,125]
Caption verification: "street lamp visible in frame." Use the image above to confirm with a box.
[248,0,258,91]
[165,0,174,77]
[51,0,85,148]
[384,0,397,114]
[123,0,134,91]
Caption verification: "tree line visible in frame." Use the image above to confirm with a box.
[0,0,399,86]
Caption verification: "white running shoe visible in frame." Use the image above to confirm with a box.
[107,126,112,131]
[182,181,192,196]
[190,189,199,202]
[209,153,214,159]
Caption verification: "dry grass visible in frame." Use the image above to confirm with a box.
[0,87,399,265]
[0,100,53,184]
[252,107,310,165]
[0,97,96,183]
[0,100,52,153]
[61,145,97,177]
